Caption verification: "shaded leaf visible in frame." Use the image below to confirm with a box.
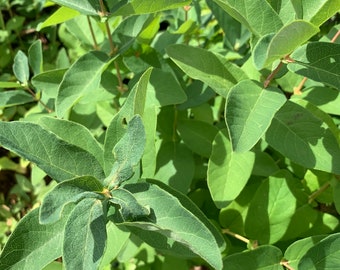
[0,207,71,270]
[63,198,106,270]
[28,40,43,76]
[109,188,150,222]
[40,176,104,224]
[253,20,319,69]
[265,101,340,174]
[0,121,105,182]
[0,90,34,107]
[208,130,255,208]
[298,233,340,269]
[177,119,218,158]
[225,80,286,152]
[167,44,247,97]
[222,245,283,270]
[288,42,340,90]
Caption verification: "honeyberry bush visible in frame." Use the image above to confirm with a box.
[0,0,340,269]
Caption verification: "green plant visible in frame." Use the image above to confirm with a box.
[0,0,340,269]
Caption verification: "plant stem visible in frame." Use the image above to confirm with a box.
[25,86,53,113]
[280,260,295,270]
[264,61,284,88]
[87,16,99,50]
[222,228,250,244]
[294,29,340,94]
[308,182,330,204]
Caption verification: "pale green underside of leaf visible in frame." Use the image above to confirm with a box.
[56,51,113,118]
[0,208,70,270]
[253,20,319,69]
[121,182,223,270]
[222,245,283,270]
[28,40,43,76]
[208,130,255,208]
[167,44,248,97]
[13,50,29,85]
[288,42,340,90]
[63,198,106,270]
[0,121,105,182]
[265,101,340,174]
[225,80,286,152]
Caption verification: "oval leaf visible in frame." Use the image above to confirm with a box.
[120,181,224,270]
[208,130,255,208]
[13,50,29,85]
[253,20,319,69]
[0,121,105,182]
[225,80,286,152]
[265,101,340,174]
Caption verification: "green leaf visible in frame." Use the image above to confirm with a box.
[222,245,283,270]
[253,20,319,69]
[39,117,104,167]
[56,51,112,118]
[0,82,22,88]
[291,0,340,26]
[105,115,145,188]
[298,233,340,269]
[0,90,34,107]
[0,121,105,182]
[63,198,106,270]
[147,68,187,106]
[13,50,29,85]
[212,0,283,37]
[51,0,100,16]
[284,235,327,269]
[109,188,150,222]
[265,101,340,174]
[39,176,104,224]
[28,40,43,76]
[104,68,152,175]
[245,170,308,244]
[112,0,191,16]
[167,44,248,97]
[177,119,218,158]
[288,42,340,90]
[225,80,286,152]
[154,142,195,193]
[120,181,224,270]
[37,6,80,30]
[0,207,71,270]
[208,130,255,208]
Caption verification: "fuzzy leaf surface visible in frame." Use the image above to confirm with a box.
[0,121,105,182]
[63,198,106,270]
[39,176,104,224]
[0,207,70,270]
[225,80,286,152]
[120,181,223,270]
